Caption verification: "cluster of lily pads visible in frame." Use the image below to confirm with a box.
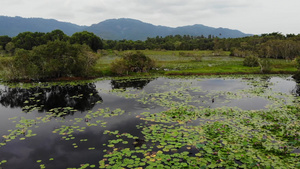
[0,75,299,168]
[97,75,299,168]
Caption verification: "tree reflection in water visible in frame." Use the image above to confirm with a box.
[292,84,300,96]
[0,83,102,113]
[111,78,154,90]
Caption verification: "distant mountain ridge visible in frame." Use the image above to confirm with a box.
[0,16,251,40]
[0,16,86,37]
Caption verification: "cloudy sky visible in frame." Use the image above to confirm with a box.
[1,0,299,35]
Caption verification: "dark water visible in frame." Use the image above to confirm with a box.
[0,76,298,169]
[0,84,102,112]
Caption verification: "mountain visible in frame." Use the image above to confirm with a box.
[85,18,173,40]
[0,16,251,40]
[0,16,86,37]
[172,24,250,39]
[86,18,251,40]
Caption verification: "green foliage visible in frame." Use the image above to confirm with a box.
[102,35,214,51]
[0,35,12,49]
[293,56,300,81]
[5,42,15,55]
[70,31,103,51]
[3,41,98,80]
[94,50,296,76]
[110,51,155,75]
[9,30,103,52]
[230,48,253,57]
[44,29,69,42]
[4,30,300,61]
[12,32,47,50]
[296,56,300,69]
[259,59,272,73]
[243,55,259,67]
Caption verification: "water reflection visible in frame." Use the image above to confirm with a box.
[111,78,154,90]
[0,76,299,169]
[292,85,300,96]
[0,83,102,112]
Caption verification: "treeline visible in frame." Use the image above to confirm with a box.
[1,30,300,61]
[105,33,300,60]
[104,35,215,51]
[218,33,300,60]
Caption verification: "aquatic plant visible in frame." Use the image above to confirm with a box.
[0,76,299,168]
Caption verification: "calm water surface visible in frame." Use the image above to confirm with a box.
[0,76,298,169]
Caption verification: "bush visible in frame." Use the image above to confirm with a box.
[230,48,252,57]
[259,59,272,73]
[110,51,155,75]
[243,55,259,67]
[293,56,300,81]
[296,56,300,69]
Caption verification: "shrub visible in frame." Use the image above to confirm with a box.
[293,56,300,81]
[243,55,259,67]
[259,59,272,73]
[110,51,155,75]
[296,56,300,69]
[230,48,252,57]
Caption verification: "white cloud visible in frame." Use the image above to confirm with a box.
[0,0,299,34]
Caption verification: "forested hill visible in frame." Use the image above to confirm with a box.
[0,16,251,40]
[0,16,86,37]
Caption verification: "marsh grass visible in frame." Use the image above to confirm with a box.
[93,50,296,76]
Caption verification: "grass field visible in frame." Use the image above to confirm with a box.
[0,50,297,79]
[94,50,297,76]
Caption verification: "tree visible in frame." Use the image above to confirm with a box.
[12,32,46,50]
[259,59,272,73]
[44,29,69,42]
[111,51,155,75]
[296,56,300,70]
[3,40,98,80]
[293,57,300,81]
[0,35,12,49]
[243,55,259,67]
[70,31,103,51]
[5,42,15,56]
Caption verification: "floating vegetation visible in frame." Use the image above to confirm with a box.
[99,104,300,168]
[0,75,299,168]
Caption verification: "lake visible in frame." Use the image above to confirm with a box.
[0,75,299,168]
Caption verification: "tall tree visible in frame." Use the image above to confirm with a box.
[12,32,46,50]
[70,31,103,51]
[44,29,69,42]
[0,36,12,49]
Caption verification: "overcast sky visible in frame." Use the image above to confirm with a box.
[1,0,299,35]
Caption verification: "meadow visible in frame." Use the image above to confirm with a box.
[94,50,297,76]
